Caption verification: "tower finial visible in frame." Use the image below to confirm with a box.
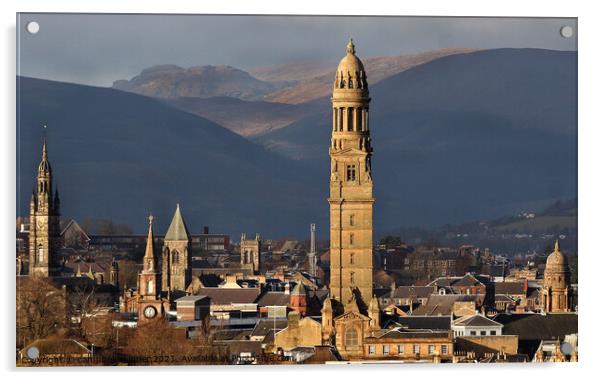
[554,239,560,252]
[346,38,355,55]
[148,213,154,226]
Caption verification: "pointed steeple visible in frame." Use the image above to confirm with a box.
[143,214,157,272]
[75,264,82,277]
[554,239,560,252]
[165,203,190,241]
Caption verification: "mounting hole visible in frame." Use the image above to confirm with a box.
[560,25,573,38]
[26,21,40,34]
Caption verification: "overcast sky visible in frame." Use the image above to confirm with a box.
[17,14,577,87]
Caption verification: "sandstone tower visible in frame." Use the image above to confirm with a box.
[329,39,374,305]
[240,233,261,274]
[162,204,192,292]
[29,138,61,277]
[541,240,573,313]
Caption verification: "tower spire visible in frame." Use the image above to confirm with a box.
[554,239,560,252]
[346,38,355,55]
[143,214,157,272]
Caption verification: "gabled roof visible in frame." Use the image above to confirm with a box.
[165,204,190,241]
[412,294,485,316]
[453,314,502,327]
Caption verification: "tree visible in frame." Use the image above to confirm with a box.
[16,277,67,348]
[121,319,196,363]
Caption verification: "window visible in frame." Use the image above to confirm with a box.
[350,252,355,265]
[345,329,358,347]
[368,345,375,355]
[428,345,435,355]
[350,271,355,284]
[37,247,44,263]
[346,165,356,181]
[349,214,355,226]
[397,345,404,355]
[470,331,476,336]
[147,280,154,294]
[383,345,390,355]
[441,345,448,355]
[350,233,354,245]
[413,345,420,354]
[480,331,486,336]
[491,330,497,336]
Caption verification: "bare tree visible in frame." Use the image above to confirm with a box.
[16,277,67,348]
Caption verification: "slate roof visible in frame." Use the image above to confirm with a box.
[373,329,449,340]
[411,294,485,316]
[390,316,451,330]
[21,338,91,357]
[192,288,260,305]
[492,313,578,340]
[390,286,437,299]
[256,292,290,307]
[494,281,526,295]
[453,314,502,327]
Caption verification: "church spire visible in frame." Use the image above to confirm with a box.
[143,214,157,273]
[165,203,190,241]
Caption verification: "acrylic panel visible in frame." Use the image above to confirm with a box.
[16,13,577,366]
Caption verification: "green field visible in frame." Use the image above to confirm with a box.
[493,216,577,234]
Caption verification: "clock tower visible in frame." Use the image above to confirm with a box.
[29,138,61,277]
[137,214,166,322]
[329,39,374,306]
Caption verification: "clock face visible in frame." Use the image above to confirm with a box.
[143,306,157,319]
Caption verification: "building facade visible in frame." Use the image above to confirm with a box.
[241,233,261,274]
[329,39,374,305]
[29,139,61,277]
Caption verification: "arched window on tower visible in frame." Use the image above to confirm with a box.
[172,250,179,264]
[37,246,44,263]
[350,233,354,246]
[350,252,355,265]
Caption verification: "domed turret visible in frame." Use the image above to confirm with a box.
[541,240,573,313]
[334,39,368,91]
[546,240,568,268]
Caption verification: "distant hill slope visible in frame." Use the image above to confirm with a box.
[17,77,325,237]
[262,48,477,104]
[112,64,292,101]
[163,96,322,137]
[256,49,577,228]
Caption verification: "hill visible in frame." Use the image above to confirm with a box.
[112,64,292,101]
[163,96,322,137]
[256,49,577,229]
[17,77,325,237]
[262,48,477,104]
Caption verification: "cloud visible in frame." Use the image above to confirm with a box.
[17,14,577,86]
